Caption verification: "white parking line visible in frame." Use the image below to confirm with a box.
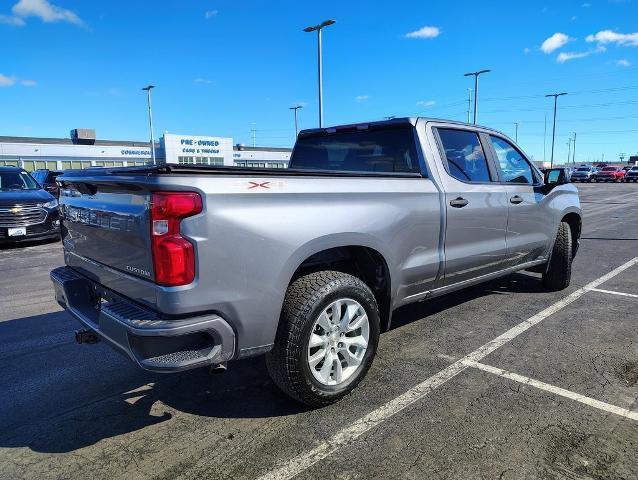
[463,360,638,421]
[589,287,638,299]
[257,256,638,480]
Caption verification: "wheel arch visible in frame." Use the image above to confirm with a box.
[280,235,394,332]
[561,211,582,258]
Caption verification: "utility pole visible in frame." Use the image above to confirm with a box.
[572,132,577,165]
[304,19,336,128]
[289,105,303,138]
[464,69,490,124]
[514,122,519,143]
[142,85,156,165]
[543,112,547,163]
[466,88,472,123]
[250,123,257,147]
[566,138,572,165]
[620,152,626,163]
[545,92,568,168]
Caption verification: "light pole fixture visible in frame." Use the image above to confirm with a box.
[142,85,156,165]
[463,69,490,124]
[303,19,336,128]
[545,92,568,168]
[290,105,303,138]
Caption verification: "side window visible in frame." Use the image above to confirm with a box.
[490,136,534,184]
[437,128,491,182]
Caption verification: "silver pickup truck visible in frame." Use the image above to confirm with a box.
[51,118,581,406]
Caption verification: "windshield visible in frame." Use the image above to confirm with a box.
[0,170,40,191]
[602,167,616,171]
[576,167,590,172]
[632,167,638,171]
[30,171,47,185]
[290,127,420,173]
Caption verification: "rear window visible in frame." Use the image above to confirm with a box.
[602,167,616,171]
[631,166,638,171]
[576,167,590,171]
[290,127,420,173]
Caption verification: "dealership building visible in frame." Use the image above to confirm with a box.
[0,131,292,171]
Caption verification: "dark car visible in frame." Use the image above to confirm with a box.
[0,166,60,243]
[625,165,638,182]
[31,169,63,196]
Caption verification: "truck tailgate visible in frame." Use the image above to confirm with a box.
[60,181,154,282]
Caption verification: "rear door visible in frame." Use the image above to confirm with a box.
[433,127,509,286]
[487,135,553,266]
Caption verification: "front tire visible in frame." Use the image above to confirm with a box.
[542,222,573,291]
[266,271,380,407]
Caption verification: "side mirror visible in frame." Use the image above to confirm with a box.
[544,168,569,186]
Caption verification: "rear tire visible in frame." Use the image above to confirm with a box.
[542,222,573,291]
[266,271,380,407]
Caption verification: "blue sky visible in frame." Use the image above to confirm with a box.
[1,0,637,164]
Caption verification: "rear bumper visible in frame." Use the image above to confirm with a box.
[51,266,235,372]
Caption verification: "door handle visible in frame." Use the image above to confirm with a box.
[449,197,469,208]
[509,195,524,205]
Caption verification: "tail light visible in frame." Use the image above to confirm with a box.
[150,192,202,286]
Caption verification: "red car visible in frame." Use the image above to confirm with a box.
[596,166,625,182]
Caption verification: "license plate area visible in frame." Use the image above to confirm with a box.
[8,227,27,237]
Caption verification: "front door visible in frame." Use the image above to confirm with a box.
[435,127,509,286]
[488,135,554,265]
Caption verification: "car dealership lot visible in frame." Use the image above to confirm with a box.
[0,183,636,480]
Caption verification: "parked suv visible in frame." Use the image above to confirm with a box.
[596,166,625,182]
[571,166,597,182]
[625,165,638,182]
[0,166,60,243]
[31,169,63,196]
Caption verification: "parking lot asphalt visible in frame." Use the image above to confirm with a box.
[0,183,637,480]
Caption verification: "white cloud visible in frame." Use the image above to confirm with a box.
[556,51,591,63]
[523,47,531,54]
[355,95,369,102]
[204,10,218,19]
[0,0,84,27]
[12,0,84,25]
[194,78,213,84]
[581,2,592,7]
[405,26,440,39]
[541,32,571,53]
[586,29,638,47]
[0,74,17,87]
[20,79,37,86]
[416,100,436,107]
[617,59,631,66]
[0,13,25,25]
[570,15,577,21]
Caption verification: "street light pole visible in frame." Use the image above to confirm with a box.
[142,85,156,165]
[464,69,490,124]
[514,122,519,143]
[572,132,577,165]
[567,138,572,165]
[289,105,303,138]
[304,19,336,128]
[545,92,568,168]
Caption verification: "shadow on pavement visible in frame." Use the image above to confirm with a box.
[0,271,543,454]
